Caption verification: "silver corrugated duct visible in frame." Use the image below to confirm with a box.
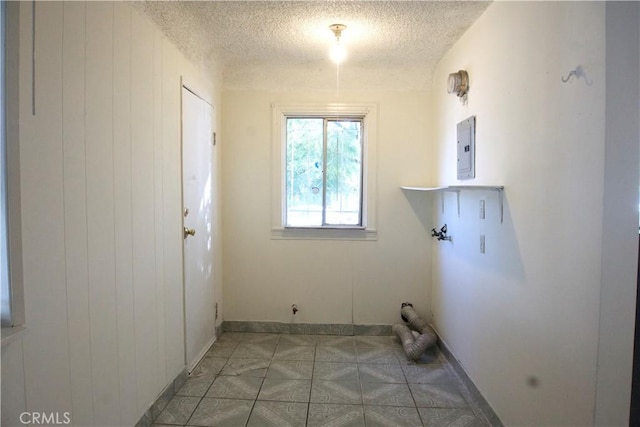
[393,303,437,360]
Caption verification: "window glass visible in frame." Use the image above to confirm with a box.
[286,118,324,227]
[285,116,363,228]
[325,120,362,225]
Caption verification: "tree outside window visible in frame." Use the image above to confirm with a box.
[285,116,363,227]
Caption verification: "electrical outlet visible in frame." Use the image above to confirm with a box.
[480,235,486,254]
[479,200,485,220]
[215,302,218,320]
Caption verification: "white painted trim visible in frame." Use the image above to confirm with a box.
[181,84,213,108]
[271,227,377,241]
[5,0,24,328]
[180,74,214,107]
[594,2,639,424]
[1,325,27,347]
[187,335,216,374]
[270,103,378,239]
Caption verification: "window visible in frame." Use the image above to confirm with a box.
[272,104,377,240]
[285,116,363,227]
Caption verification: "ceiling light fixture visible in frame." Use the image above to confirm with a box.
[329,24,347,64]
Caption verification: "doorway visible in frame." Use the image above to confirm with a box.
[181,85,216,372]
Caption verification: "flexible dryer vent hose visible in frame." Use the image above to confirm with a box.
[393,303,437,360]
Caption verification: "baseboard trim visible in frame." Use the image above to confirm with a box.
[435,330,503,427]
[222,320,392,336]
[188,335,217,374]
[134,367,189,427]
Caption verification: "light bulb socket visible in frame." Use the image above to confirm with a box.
[329,24,347,40]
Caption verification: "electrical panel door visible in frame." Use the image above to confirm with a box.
[457,116,475,180]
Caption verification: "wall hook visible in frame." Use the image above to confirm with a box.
[561,69,578,83]
[561,65,592,85]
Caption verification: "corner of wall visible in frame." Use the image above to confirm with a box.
[593,2,640,424]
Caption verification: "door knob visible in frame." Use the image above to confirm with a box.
[184,227,196,239]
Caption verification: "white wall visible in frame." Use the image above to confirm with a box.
[222,90,433,326]
[1,2,221,426]
[431,2,638,425]
[594,2,640,424]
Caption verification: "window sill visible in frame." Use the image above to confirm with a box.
[271,227,377,241]
[1,325,27,347]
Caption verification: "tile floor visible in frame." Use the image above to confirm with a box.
[152,333,491,427]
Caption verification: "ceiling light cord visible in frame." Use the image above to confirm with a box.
[329,24,346,100]
[336,61,340,98]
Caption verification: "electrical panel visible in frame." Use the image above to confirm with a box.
[457,116,475,180]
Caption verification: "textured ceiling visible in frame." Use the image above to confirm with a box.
[138,1,491,91]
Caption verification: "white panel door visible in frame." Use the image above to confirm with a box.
[182,87,216,371]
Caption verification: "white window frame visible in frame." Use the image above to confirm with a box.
[271,103,377,240]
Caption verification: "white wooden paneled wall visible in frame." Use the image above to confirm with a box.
[13,2,206,425]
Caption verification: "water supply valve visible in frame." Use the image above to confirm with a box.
[430,224,452,242]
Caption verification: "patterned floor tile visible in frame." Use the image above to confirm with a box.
[418,407,489,426]
[216,333,245,344]
[361,382,415,407]
[231,343,277,359]
[155,396,200,425]
[354,336,397,348]
[205,342,238,358]
[239,333,281,345]
[176,375,216,397]
[257,378,312,403]
[409,383,468,408]
[313,362,359,381]
[149,332,496,426]
[307,403,365,427]
[220,358,270,377]
[401,363,453,384]
[358,364,406,383]
[364,405,423,427]
[205,376,263,400]
[310,380,363,405]
[247,401,308,427]
[356,347,400,364]
[186,398,253,427]
[273,344,316,361]
[279,334,319,346]
[315,345,357,363]
[266,360,314,379]
[316,336,355,347]
[194,357,228,376]
[397,348,442,365]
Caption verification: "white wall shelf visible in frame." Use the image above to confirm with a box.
[401,185,505,223]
